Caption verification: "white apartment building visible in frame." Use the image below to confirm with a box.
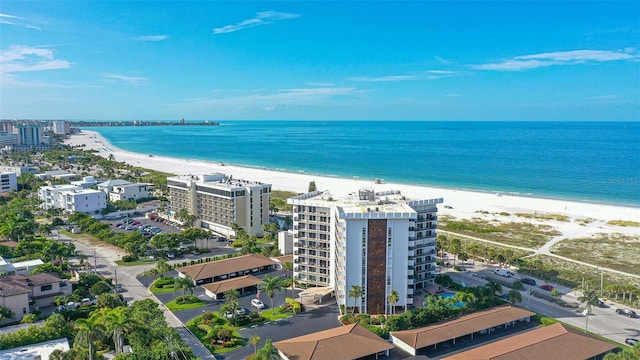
[288,189,443,315]
[39,185,107,214]
[0,171,17,193]
[167,174,271,237]
[109,182,152,202]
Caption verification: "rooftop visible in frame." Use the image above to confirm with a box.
[176,254,276,281]
[201,275,261,295]
[442,323,617,360]
[391,305,535,350]
[274,323,394,360]
[168,173,269,189]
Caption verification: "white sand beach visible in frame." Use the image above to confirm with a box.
[65,130,640,243]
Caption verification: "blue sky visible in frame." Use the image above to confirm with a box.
[1,1,639,121]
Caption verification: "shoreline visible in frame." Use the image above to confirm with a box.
[66,129,640,224]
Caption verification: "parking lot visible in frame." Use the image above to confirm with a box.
[103,214,234,259]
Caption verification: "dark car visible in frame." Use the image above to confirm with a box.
[540,284,554,291]
[625,338,638,346]
[521,278,537,286]
[616,309,638,318]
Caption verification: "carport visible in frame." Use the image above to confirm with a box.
[201,275,262,300]
[391,305,535,356]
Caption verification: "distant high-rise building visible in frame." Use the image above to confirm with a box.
[288,189,443,315]
[15,124,42,146]
[52,121,70,135]
[167,174,271,237]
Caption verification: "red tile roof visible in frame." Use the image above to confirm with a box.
[391,305,535,350]
[274,323,393,360]
[201,275,261,295]
[442,323,617,360]
[176,254,276,281]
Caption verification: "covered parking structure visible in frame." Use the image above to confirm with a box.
[201,275,262,300]
[391,305,535,356]
[442,323,617,360]
[176,254,276,285]
[274,323,394,360]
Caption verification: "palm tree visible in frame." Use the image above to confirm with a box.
[348,285,364,314]
[507,289,523,305]
[254,338,279,360]
[250,334,261,355]
[579,288,600,333]
[74,316,104,360]
[224,288,240,304]
[387,289,399,315]
[173,277,195,304]
[282,261,294,297]
[97,307,134,355]
[486,280,502,295]
[259,275,284,315]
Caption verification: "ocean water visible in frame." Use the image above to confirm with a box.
[85,121,640,206]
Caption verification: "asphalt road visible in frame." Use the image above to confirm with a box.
[58,228,218,360]
[444,262,640,345]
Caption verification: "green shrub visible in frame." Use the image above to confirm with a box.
[121,255,138,262]
[154,277,175,288]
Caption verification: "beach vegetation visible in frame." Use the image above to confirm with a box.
[308,181,317,192]
[515,212,570,222]
[269,190,297,212]
[439,216,560,249]
[606,219,640,227]
[550,233,640,276]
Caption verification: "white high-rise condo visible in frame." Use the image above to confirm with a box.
[288,189,443,315]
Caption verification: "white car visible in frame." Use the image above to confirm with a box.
[251,299,265,309]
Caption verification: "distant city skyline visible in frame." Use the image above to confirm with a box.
[1,1,639,121]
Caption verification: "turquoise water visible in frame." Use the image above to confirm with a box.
[439,293,465,308]
[85,121,640,206]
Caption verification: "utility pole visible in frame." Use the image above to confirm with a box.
[600,266,604,298]
[94,248,97,274]
[114,268,118,296]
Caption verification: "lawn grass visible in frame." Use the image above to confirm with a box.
[166,297,206,311]
[115,258,157,266]
[149,282,176,294]
[550,233,640,276]
[439,216,561,249]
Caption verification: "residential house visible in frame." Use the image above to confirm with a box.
[0,273,72,320]
[109,182,152,202]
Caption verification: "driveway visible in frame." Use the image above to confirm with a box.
[217,304,342,360]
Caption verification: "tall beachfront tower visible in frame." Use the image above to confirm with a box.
[288,189,443,315]
[167,174,271,237]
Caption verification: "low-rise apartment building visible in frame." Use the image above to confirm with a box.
[39,185,107,214]
[288,189,443,315]
[109,182,152,202]
[167,173,271,237]
[0,171,17,193]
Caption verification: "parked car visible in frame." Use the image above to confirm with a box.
[115,284,125,293]
[251,299,265,309]
[494,268,513,277]
[81,298,97,306]
[521,278,537,286]
[625,338,638,346]
[616,309,638,318]
[540,284,554,291]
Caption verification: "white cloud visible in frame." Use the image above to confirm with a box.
[0,45,70,73]
[350,75,417,82]
[179,86,360,112]
[213,11,300,34]
[135,35,170,42]
[0,13,41,30]
[474,49,639,71]
[103,73,148,84]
